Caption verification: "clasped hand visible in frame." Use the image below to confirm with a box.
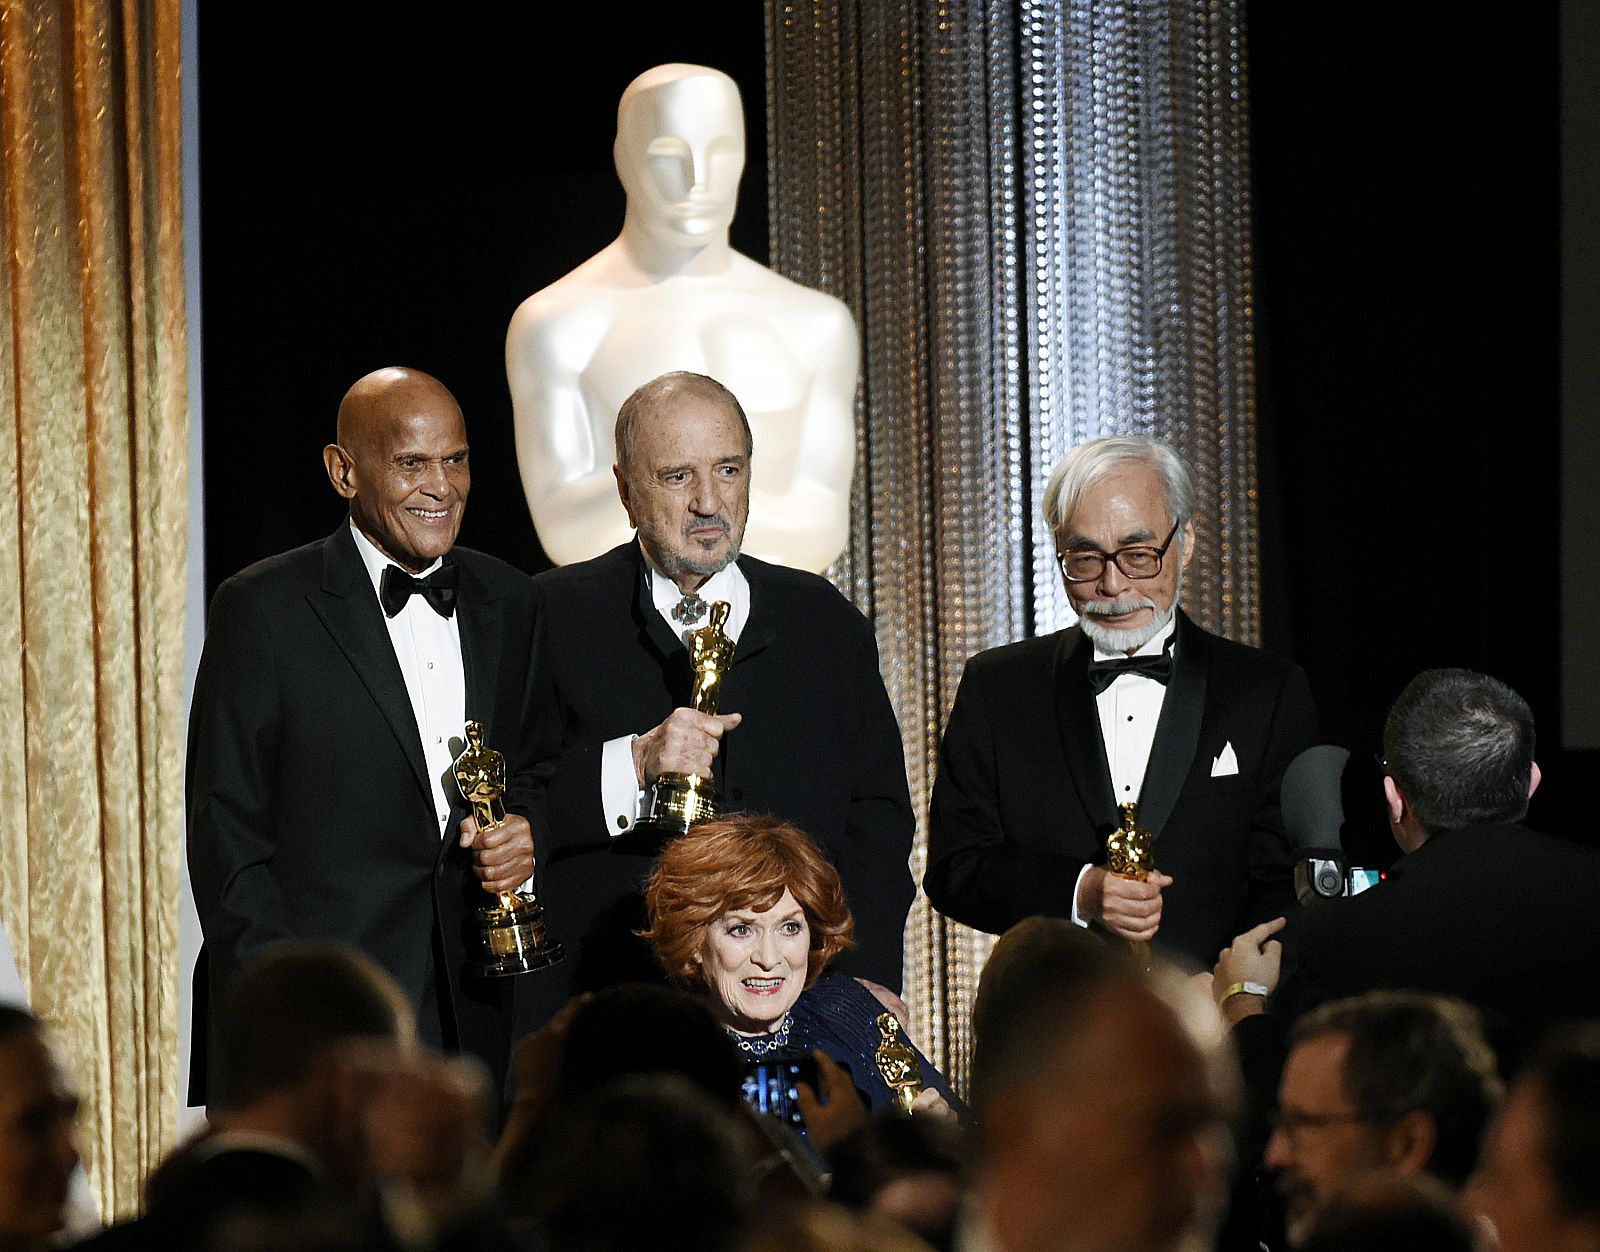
[458,813,534,894]
[1076,864,1176,943]
[632,707,743,785]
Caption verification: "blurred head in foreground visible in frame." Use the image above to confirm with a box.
[969,918,1231,1252]
[0,1007,79,1249]
[1468,1024,1600,1252]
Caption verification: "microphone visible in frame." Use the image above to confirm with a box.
[1281,745,1363,903]
[1281,745,1350,851]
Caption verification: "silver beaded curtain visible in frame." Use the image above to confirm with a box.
[766,0,1260,1087]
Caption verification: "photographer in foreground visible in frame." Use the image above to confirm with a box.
[1287,668,1600,1053]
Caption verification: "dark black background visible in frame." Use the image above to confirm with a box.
[199,5,1576,844]
[1248,3,1569,850]
[198,7,769,590]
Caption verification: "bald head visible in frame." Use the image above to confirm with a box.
[335,367,459,451]
[611,371,752,589]
[614,371,750,476]
[324,366,471,572]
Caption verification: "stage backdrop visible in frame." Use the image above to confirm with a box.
[766,0,1261,1085]
[0,0,189,1219]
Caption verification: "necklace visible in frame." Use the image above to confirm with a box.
[726,1013,792,1057]
[672,593,708,625]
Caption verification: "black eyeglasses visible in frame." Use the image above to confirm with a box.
[1269,1108,1407,1145]
[1057,520,1182,583]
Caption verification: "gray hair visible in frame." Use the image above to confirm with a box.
[1042,436,1196,539]
[1383,668,1536,833]
[1292,991,1502,1188]
[614,371,752,476]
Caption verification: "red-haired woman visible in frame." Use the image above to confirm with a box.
[642,814,957,1125]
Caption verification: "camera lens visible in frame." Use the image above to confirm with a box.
[1316,863,1342,897]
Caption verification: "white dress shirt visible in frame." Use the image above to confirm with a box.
[350,522,465,836]
[1070,614,1176,925]
[598,548,751,833]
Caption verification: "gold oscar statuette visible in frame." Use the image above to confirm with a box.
[639,600,736,839]
[872,1010,924,1114]
[1106,800,1157,971]
[452,721,563,977]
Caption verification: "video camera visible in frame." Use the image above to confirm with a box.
[1284,745,1384,903]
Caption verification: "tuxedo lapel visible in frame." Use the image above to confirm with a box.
[306,526,432,800]
[1054,627,1119,836]
[1137,610,1208,836]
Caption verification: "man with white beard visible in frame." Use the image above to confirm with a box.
[925,436,1318,967]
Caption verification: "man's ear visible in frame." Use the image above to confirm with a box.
[614,464,638,528]
[1529,760,1542,799]
[1179,519,1197,569]
[1382,775,1407,827]
[324,444,358,500]
[1382,1109,1438,1180]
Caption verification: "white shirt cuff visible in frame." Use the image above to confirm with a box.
[1069,862,1094,928]
[601,735,648,836]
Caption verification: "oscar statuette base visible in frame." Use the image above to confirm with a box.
[472,890,564,979]
[613,770,719,853]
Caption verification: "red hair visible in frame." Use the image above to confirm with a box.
[642,814,855,989]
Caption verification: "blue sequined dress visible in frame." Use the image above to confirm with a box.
[735,972,963,1118]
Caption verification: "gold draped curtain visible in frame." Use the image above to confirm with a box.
[0,0,187,1220]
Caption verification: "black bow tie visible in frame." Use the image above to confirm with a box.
[1086,649,1173,696]
[379,563,459,618]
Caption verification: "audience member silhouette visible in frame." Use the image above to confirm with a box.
[0,1007,80,1252]
[966,922,1230,1252]
[1468,1023,1600,1252]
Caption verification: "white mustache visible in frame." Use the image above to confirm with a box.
[1080,594,1154,617]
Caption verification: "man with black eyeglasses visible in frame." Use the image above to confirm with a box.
[1265,991,1500,1247]
[924,435,1318,967]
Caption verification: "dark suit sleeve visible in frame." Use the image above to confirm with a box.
[829,618,916,991]
[185,577,296,979]
[924,655,1088,933]
[1231,1011,1288,1162]
[539,730,609,856]
[1272,898,1342,1025]
[1238,667,1319,938]
[501,581,560,850]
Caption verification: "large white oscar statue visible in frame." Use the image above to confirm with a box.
[506,63,858,573]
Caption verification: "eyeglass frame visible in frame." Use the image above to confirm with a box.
[1056,519,1183,584]
[1268,1106,1412,1146]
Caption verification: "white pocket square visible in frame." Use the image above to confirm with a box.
[1210,742,1239,777]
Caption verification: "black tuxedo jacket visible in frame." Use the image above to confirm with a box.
[186,524,556,1102]
[924,610,1317,966]
[530,543,915,1001]
[1290,821,1600,1062]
